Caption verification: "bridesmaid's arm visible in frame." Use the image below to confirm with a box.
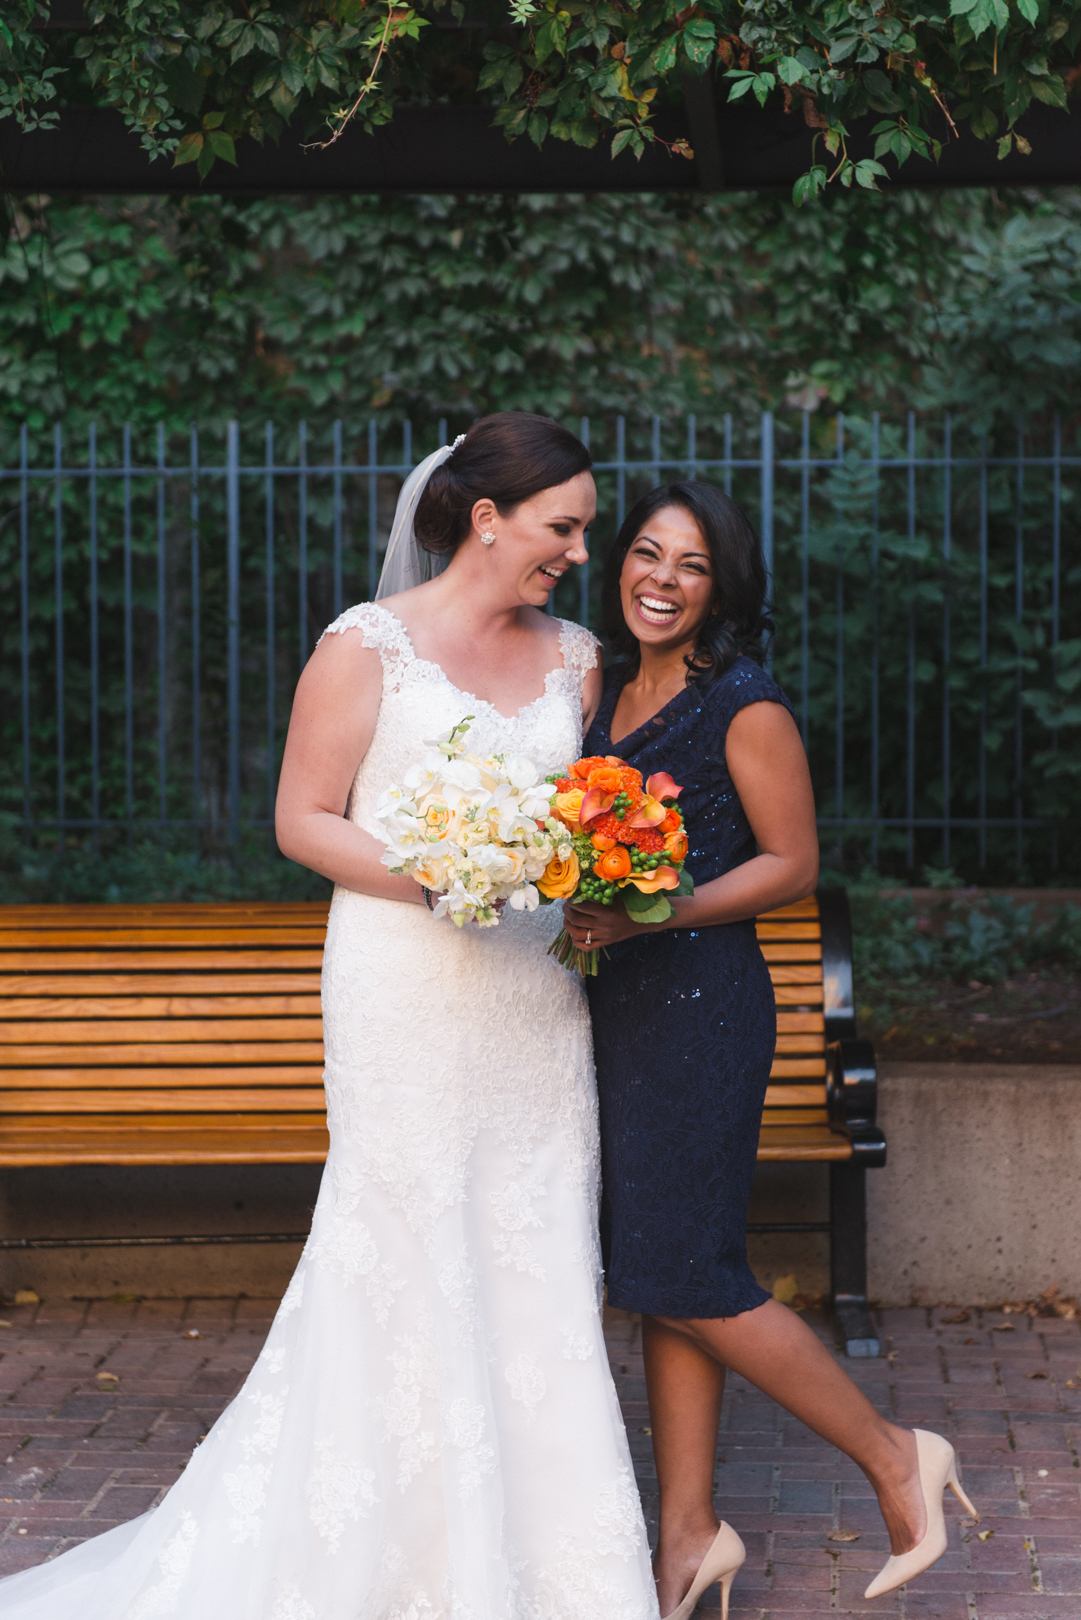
[563,699,818,947]
[275,630,427,903]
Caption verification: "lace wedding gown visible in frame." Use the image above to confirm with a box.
[1,603,658,1620]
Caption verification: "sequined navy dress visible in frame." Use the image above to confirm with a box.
[583,655,796,1320]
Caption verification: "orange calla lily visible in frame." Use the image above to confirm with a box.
[619,864,681,894]
[646,772,683,802]
[579,787,616,825]
[627,795,667,829]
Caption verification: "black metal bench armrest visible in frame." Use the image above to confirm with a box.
[826,1037,887,1168]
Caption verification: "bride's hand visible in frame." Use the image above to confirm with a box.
[562,897,653,950]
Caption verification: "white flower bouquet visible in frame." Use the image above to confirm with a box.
[374,717,576,927]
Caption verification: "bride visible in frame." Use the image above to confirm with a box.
[0,413,658,1620]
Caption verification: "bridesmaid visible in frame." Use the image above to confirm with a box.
[563,482,975,1618]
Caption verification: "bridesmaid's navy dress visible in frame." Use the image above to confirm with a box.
[583,655,796,1320]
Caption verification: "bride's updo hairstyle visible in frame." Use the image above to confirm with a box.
[414,412,592,556]
[602,480,774,685]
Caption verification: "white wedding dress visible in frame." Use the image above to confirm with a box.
[0,602,658,1620]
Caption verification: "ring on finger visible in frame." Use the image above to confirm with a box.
[585,930,592,948]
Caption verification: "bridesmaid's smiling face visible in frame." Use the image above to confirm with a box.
[619,504,716,652]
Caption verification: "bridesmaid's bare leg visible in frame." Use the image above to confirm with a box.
[642,1316,727,1616]
[645,1297,924,1610]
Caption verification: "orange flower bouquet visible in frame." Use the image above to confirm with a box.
[539,754,694,975]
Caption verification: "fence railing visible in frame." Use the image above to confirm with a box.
[1,413,1077,880]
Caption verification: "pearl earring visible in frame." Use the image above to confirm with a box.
[480,530,496,547]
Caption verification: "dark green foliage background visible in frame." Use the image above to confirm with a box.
[1,183,1079,900]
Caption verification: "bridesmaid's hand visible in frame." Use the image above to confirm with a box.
[562,897,657,950]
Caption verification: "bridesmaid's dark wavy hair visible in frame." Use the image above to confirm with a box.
[415,412,592,555]
[601,481,774,684]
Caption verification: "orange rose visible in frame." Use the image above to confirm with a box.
[537,850,581,900]
[553,788,586,831]
[660,808,682,834]
[595,846,632,881]
[663,829,688,862]
[587,766,624,794]
[590,832,617,851]
[570,756,609,779]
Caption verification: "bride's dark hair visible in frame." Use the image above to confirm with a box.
[414,413,592,555]
[602,481,774,684]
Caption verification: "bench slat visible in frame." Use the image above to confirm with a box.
[768,965,825,984]
[772,986,824,1005]
[0,1114,330,1166]
[755,899,820,918]
[773,1035,825,1055]
[0,1017,324,1042]
[0,951,325,971]
[760,1108,830,1126]
[758,943,822,962]
[757,1125,853,1162]
[0,1088,328,1113]
[0,974,322,996]
[755,922,821,941]
[775,1012,825,1033]
[0,1066,325,1088]
[0,995,324,1019]
[0,1041,325,1066]
[0,928,328,948]
[769,1057,827,1078]
[763,1084,827,1107]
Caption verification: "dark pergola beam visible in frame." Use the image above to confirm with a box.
[1,99,1078,194]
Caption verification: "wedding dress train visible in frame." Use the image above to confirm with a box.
[0,603,657,1620]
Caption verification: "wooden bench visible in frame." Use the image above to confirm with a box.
[0,889,884,1353]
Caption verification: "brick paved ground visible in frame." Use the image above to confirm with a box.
[0,1296,1078,1616]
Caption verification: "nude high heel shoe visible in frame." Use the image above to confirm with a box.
[661,1521,745,1620]
[864,1429,979,1600]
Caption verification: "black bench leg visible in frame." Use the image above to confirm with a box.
[829,1161,880,1358]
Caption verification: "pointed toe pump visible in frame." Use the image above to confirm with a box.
[864,1429,979,1601]
[661,1521,746,1620]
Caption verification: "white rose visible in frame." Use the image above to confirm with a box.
[474,845,526,886]
[441,759,484,792]
[503,755,540,791]
[508,883,540,911]
[522,845,552,880]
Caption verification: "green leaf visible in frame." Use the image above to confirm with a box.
[172,132,204,168]
[270,77,298,116]
[252,64,279,99]
[854,156,888,187]
[206,129,237,165]
[651,34,678,74]
[1030,73,1067,105]
[203,110,225,130]
[790,162,823,204]
[997,131,1014,157]
[611,124,636,155]
[622,886,674,923]
[677,868,695,897]
[726,73,757,101]
[828,34,860,63]
[776,55,806,85]
[527,110,549,147]
[1015,0,1039,19]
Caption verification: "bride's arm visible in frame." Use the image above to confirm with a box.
[582,661,604,732]
[275,631,426,903]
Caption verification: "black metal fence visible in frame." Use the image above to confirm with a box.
[2,413,1077,880]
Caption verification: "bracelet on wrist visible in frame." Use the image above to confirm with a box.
[422,887,435,911]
